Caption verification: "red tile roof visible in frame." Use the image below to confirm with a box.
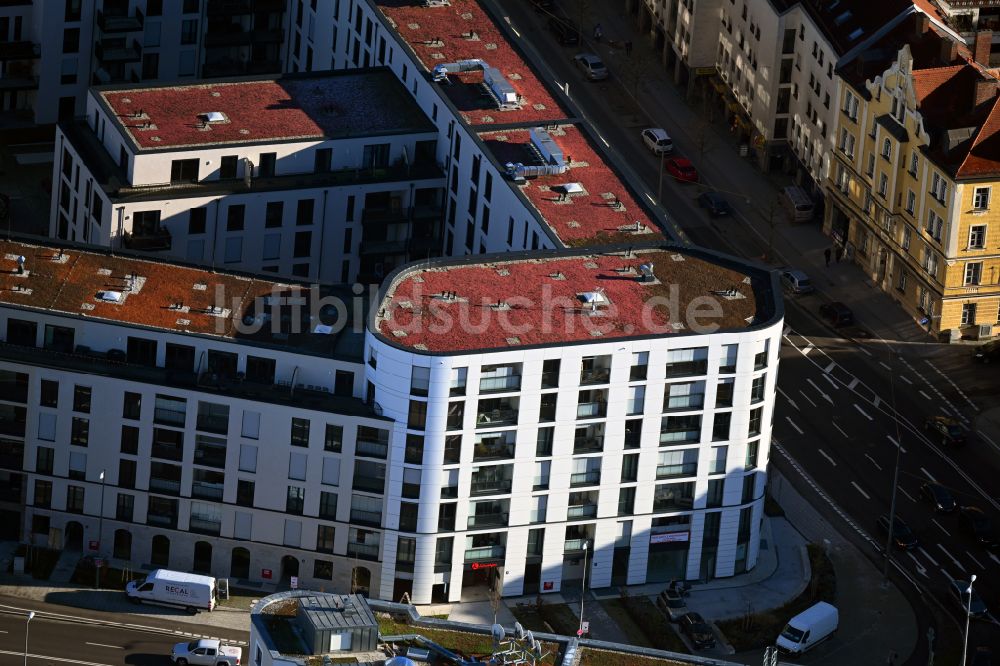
[376,248,758,352]
[478,125,662,246]
[957,95,1000,177]
[100,71,433,150]
[376,0,567,126]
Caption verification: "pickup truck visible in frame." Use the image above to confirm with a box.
[171,639,242,666]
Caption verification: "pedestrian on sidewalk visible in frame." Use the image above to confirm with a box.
[625,41,633,56]
[835,245,844,263]
[594,23,603,42]
[824,247,831,267]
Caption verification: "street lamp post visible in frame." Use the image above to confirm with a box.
[961,574,977,666]
[578,542,589,637]
[96,470,105,589]
[23,611,34,666]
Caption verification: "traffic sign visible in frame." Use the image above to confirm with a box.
[290,575,299,589]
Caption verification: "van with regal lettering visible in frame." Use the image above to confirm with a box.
[126,569,217,612]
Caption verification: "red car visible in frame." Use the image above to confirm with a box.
[665,158,699,183]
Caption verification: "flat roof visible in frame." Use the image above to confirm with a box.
[478,125,662,246]
[99,69,436,151]
[0,240,364,357]
[375,247,772,353]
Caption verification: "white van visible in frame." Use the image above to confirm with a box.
[126,569,217,612]
[776,602,838,654]
[782,186,814,222]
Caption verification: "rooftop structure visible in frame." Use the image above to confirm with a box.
[375,246,768,352]
[98,69,436,151]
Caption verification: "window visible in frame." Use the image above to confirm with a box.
[116,493,134,521]
[897,270,908,292]
[969,225,987,249]
[296,199,314,226]
[630,351,648,380]
[66,485,84,513]
[906,190,915,215]
[866,154,875,177]
[188,207,207,235]
[291,418,310,447]
[170,159,199,183]
[40,380,58,408]
[325,424,343,452]
[926,211,943,242]
[878,173,888,197]
[962,303,977,325]
[120,425,139,454]
[236,479,255,507]
[62,28,79,53]
[33,480,51,508]
[220,156,238,179]
[965,262,983,285]
[881,138,891,160]
[903,226,911,251]
[709,446,728,475]
[838,129,855,157]
[410,366,430,396]
[286,486,305,514]
[748,407,763,437]
[154,395,186,427]
[36,446,54,475]
[408,401,427,430]
[71,417,89,446]
[73,386,91,413]
[227,204,245,231]
[745,440,759,469]
[196,402,228,434]
[974,187,990,210]
[180,19,198,44]
[910,152,919,175]
[264,201,283,228]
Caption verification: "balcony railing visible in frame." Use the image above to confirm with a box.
[472,442,515,461]
[0,444,23,471]
[479,375,521,393]
[468,512,508,529]
[664,361,708,378]
[0,41,40,61]
[347,542,379,561]
[122,227,171,251]
[352,477,385,494]
[150,444,183,462]
[567,503,598,520]
[564,538,592,554]
[97,9,144,33]
[191,483,224,501]
[146,512,178,529]
[664,394,705,411]
[476,408,518,428]
[573,437,604,454]
[350,509,382,527]
[189,516,222,536]
[440,485,458,499]
[576,402,607,419]
[570,470,601,487]
[660,429,701,445]
[656,463,698,480]
[464,545,505,561]
[148,478,181,495]
[355,439,388,459]
[470,479,512,496]
[95,39,142,64]
[580,368,611,385]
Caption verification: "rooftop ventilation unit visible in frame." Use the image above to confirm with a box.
[98,290,124,303]
[504,128,569,180]
[432,58,519,106]
[834,11,852,26]
[848,27,864,41]
[423,0,450,6]
[203,111,226,123]
[638,263,656,283]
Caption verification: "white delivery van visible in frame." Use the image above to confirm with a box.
[126,569,217,612]
[782,185,815,222]
[775,601,838,655]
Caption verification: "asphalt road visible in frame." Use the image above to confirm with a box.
[0,598,247,666]
[494,0,1000,656]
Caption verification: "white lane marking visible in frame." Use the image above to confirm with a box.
[806,378,834,405]
[926,359,979,412]
[824,362,836,373]
[968,552,985,569]
[802,345,814,355]
[776,387,799,411]
[919,547,940,567]
[921,467,938,483]
[990,553,1000,567]
[85,643,122,650]
[783,325,792,336]
[907,551,929,578]
[818,449,837,466]
[932,519,952,537]
[887,435,907,453]
[900,375,913,385]
[833,422,849,439]
[918,390,932,400]
[822,373,839,390]
[0,630,7,634]
[937,543,965,570]
[0,650,115,666]
[898,486,916,502]
[798,390,818,408]
[979,430,1000,451]
[865,454,883,471]
[851,481,871,499]
[940,405,953,416]
[879,361,892,371]
[848,378,860,390]
[859,346,874,357]
[785,417,804,435]
[854,404,874,420]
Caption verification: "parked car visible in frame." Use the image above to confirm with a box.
[573,53,608,80]
[697,191,731,217]
[171,639,242,666]
[678,612,716,649]
[665,158,699,183]
[819,301,853,327]
[958,506,999,549]
[924,415,966,447]
[973,340,1000,364]
[776,602,839,655]
[920,483,957,513]
[641,127,674,155]
[547,16,580,45]
[949,579,989,619]
[657,587,689,622]
[876,514,919,550]
[780,269,814,294]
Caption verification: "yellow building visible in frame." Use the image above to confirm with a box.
[824,17,1000,340]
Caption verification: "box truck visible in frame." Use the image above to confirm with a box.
[126,569,217,612]
[775,601,838,655]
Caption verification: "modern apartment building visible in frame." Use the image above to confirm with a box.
[0,238,780,604]
[629,0,951,189]
[0,0,287,126]
[51,68,446,284]
[825,13,1000,339]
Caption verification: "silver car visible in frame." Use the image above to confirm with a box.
[574,53,608,80]
[780,269,814,294]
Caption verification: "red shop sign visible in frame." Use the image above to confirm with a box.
[471,562,498,570]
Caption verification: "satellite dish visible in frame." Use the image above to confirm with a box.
[514,622,525,640]
[491,623,505,643]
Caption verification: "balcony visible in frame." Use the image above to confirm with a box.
[440,485,458,499]
[148,477,181,495]
[479,374,521,393]
[191,483,224,501]
[0,73,38,91]
[97,9,144,33]
[470,479,512,496]
[355,439,388,459]
[576,401,607,419]
[472,441,515,461]
[476,408,518,428]
[146,512,178,529]
[350,509,382,527]
[362,206,409,225]
[573,436,603,454]
[465,545,505,561]
[95,39,142,64]
[347,542,379,561]
[0,442,23,471]
[468,512,508,529]
[579,367,611,385]
[570,470,601,487]
[563,539,591,554]
[352,477,385,494]
[656,463,698,480]
[0,41,40,61]
[205,27,251,47]
[189,516,222,536]
[664,360,708,378]
[122,227,171,251]
[567,503,598,520]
